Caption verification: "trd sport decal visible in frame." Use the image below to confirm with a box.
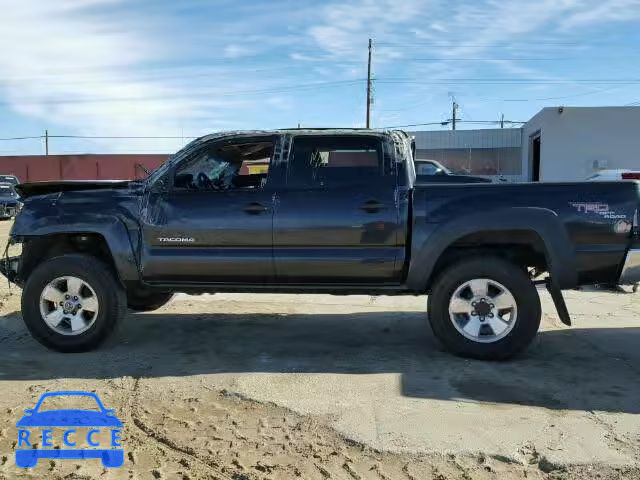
[569,202,627,220]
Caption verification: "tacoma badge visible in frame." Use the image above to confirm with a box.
[158,237,195,243]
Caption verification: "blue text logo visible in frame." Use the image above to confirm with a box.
[15,391,123,468]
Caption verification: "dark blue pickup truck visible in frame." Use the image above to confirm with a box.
[2,129,639,359]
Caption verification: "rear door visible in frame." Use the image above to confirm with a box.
[140,135,278,284]
[273,134,403,283]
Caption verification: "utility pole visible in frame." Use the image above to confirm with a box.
[44,129,49,155]
[451,100,458,131]
[366,38,372,128]
[500,113,504,128]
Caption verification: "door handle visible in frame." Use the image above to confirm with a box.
[244,202,269,214]
[359,200,385,213]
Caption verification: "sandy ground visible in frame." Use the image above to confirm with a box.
[0,219,639,479]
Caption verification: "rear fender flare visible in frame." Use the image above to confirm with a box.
[407,207,577,291]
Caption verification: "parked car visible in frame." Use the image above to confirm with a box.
[414,159,492,183]
[414,159,450,176]
[0,174,19,186]
[587,170,640,181]
[2,129,639,360]
[0,182,21,219]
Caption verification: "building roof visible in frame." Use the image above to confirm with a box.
[410,128,522,149]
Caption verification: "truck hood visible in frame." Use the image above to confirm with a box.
[15,180,132,198]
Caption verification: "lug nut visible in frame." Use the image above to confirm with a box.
[59,301,64,306]
[73,296,78,301]
[65,295,70,299]
[489,313,494,318]
[489,304,494,308]
[471,311,477,316]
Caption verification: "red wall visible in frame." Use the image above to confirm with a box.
[0,154,169,182]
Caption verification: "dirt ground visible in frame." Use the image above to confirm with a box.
[0,219,639,479]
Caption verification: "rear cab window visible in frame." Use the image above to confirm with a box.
[287,135,391,188]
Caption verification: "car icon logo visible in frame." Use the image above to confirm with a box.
[15,391,124,468]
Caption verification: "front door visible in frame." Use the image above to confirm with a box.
[273,134,403,283]
[141,136,277,284]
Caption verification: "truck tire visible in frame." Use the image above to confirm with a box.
[127,291,173,312]
[21,254,126,353]
[427,256,541,360]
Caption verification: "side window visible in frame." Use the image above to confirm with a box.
[288,136,384,188]
[174,140,273,191]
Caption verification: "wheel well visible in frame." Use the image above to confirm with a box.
[427,230,549,291]
[20,233,119,283]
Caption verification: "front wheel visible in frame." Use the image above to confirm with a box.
[21,254,127,353]
[427,256,541,360]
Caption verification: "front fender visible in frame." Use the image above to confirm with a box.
[11,211,140,283]
[407,207,578,291]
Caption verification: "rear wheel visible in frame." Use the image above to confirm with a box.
[428,256,541,360]
[127,290,173,312]
[21,254,126,352]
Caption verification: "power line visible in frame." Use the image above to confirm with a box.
[381,120,526,129]
[0,63,361,85]
[2,55,633,85]
[381,121,449,129]
[376,40,638,47]
[0,134,198,142]
[0,136,43,141]
[459,120,527,124]
[0,79,366,106]
[52,135,198,139]
[376,78,640,84]
[399,57,627,61]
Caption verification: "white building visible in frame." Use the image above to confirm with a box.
[411,106,640,182]
[522,106,640,182]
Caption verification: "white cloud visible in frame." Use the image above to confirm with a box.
[309,0,425,59]
[562,0,640,28]
[223,44,254,58]
[290,52,318,62]
[0,0,252,151]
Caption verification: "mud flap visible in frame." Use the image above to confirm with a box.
[545,279,571,326]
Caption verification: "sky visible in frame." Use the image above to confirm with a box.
[0,0,639,155]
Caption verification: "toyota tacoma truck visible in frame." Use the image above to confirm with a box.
[2,129,639,359]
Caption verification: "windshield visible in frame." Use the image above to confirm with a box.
[0,184,16,196]
[0,176,17,185]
